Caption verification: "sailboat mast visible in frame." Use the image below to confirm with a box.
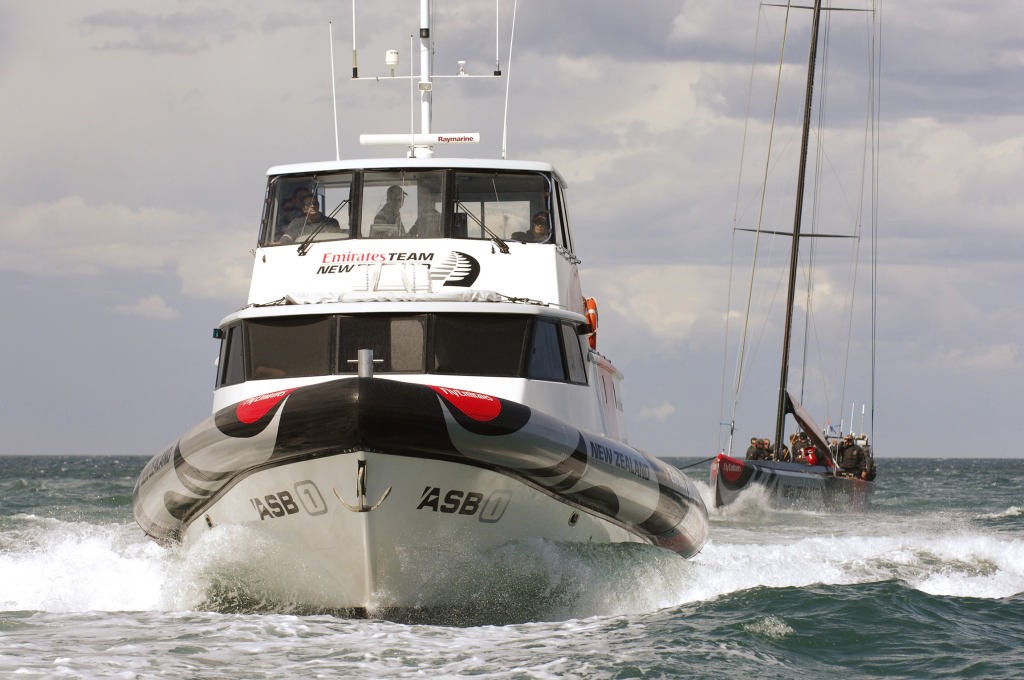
[774,0,824,456]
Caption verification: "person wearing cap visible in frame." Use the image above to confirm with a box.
[836,434,868,478]
[511,211,552,243]
[409,193,442,237]
[526,211,551,242]
[373,185,407,233]
[278,194,342,243]
[278,185,313,230]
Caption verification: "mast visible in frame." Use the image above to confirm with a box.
[418,0,433,141]
[773,0,824,456]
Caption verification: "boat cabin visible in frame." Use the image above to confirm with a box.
[210,157,626,439]
[246,159,583,310]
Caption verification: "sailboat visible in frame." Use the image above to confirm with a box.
[711,0,880,509]
[132,1,708,619]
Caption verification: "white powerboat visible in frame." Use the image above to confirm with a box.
[133,1,708,618]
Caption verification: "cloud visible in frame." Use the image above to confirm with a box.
[636,401,677,423]
[585,264,731,347]
[112,294,179,320]
[0,195,251,302]
[80,8,247,54]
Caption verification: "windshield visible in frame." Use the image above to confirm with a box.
[259,169,562,247]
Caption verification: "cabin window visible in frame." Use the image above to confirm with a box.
[527,319,565,381]
[218,324,245,387]
[452,171,557,243]
[337,314,426,373]
[216,313,588,385]
[553,182,573,251]
[247,316,333,379]
[431,315,529,376]
[360,170,445,239]
[260,173,354,246]
[561,323,588,384]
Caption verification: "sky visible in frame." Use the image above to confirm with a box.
[0,0,1021,459]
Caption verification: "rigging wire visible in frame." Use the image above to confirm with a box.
[721,1,795,455]
[870,0,883,444]
[835,0,876,433]
[718,5,768,454]
[797,0,832,407]
[500,0,519,160]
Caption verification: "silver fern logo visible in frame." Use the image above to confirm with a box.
[430,251,481,287]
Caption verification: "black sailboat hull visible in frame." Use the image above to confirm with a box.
[711,453,871,511]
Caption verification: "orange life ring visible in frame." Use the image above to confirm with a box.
[584,297,598,349]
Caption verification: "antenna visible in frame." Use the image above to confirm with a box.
[329,21,340,160]
[494,0,502,75]
[351,1,358,77]
[501,0,520,160]
[351,0,501,158]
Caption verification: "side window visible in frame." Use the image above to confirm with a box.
[554,182,572,251]
[218,324,245,387]
[247,316,333,379]
[528,319,566,381]
[560,323,588,384]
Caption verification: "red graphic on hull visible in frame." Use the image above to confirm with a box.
[235,388,297,424]
[717,455,746,483]
[429,385,502,421]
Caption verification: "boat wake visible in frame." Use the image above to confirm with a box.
[1,509,1021,621]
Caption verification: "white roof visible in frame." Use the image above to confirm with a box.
[266,157,566,186]
[221,298,586,326]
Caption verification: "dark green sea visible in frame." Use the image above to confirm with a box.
[1,456,1022,678]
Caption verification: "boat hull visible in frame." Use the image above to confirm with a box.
[711,453,870,511]
[133,377,708,614]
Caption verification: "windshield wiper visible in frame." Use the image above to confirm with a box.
[297,198,350,256]
[455,200,510,254]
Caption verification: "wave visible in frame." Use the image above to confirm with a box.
[978,506,1024,519]
[1,505,1022,620]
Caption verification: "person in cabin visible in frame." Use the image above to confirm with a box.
[511,211,552,243]
[278,186,313,231]
[835,434,868,478]
[374,185,407,233]
[278,195,342,243]
[409,200,442,237]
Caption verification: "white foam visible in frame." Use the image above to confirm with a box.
[2,504,1021,616]
[977,506,1023,519]
[0,517,169,612]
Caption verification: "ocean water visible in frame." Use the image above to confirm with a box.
[1,456,1022,679]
